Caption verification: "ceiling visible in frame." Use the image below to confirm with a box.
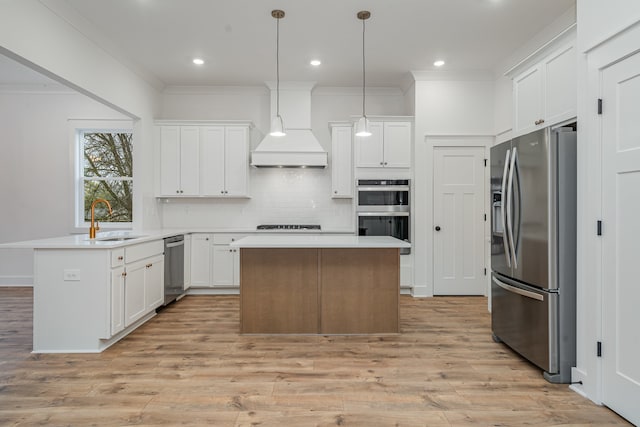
[4,0,575,89]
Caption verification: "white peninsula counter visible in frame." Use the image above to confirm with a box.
[0,231,185,353]
[230,235,410,335]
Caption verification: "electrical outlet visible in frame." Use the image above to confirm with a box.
[63,269,81,281]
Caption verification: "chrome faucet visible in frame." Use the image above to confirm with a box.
[89,198,112,239]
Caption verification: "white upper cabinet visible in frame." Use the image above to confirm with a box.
[223,126,249,197]
[356,121,385,167]
[512,41,576,137]
[160,126,200,196]
[157,121,252,198]
[383,122,412,168]
[356,120,411,168]
[330,123,353,198]
[199,126,226,196]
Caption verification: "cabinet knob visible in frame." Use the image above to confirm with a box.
[221,190,224,194]
[176,190,179,194]
[334,190,337,194]
[380,162,383,165]
[122,272,127,277]
[384,162,388,166]
[117,256,123,261]
[435,226,441,231]
[205,238,209,241]
[180,190,184,193]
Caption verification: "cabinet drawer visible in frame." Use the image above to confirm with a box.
[111,248,125,267]
[125,240,164,264]
[212,234,247,245]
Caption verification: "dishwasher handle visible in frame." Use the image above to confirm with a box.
[165,240,184,249]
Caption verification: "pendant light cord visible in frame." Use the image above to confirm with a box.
[361,16,366,118]
[276,15,280,118]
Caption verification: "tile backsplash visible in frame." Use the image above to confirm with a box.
[160,168,354,230]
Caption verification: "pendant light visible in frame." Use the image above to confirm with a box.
[270,9,286,137]
[355,10,372,137]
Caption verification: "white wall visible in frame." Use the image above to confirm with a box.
[0,0,162,233]
[411,73,495,297]
[0,0,162,284]
[159,86,407,230]
[0,86,129,284]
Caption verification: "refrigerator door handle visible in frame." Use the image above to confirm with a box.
[501,149,512,267]
[512,148,522,262]
[492,276,544,301]
[506,147,518,269]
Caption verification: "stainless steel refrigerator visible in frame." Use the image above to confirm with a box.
[490,126,577,383]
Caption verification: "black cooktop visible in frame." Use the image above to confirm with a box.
[256,224,321,230]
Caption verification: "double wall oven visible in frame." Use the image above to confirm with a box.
[357,179,410,254]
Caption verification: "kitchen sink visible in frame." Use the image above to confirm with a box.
[88,234,147,242]
[97,236,143,241]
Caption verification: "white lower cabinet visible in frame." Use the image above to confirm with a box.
[124,259,147,327]
[144,255,165,310]
[211,234,243,287]
[190,233,244,289]
[110,265,125,336]
[190,234,213,287]
[400,254,413,288]
[110,240,165,331]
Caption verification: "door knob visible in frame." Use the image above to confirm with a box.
[435,226,441,231]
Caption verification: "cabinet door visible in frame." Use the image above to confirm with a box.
[110,266,125,336]
[513,65,543,137]
[383,122,411,168]
[544,43,576,126]
[200,126,226,196]
[356,121,384,167]
[159,126,181,196]
[224,126,249,197]
[190,234,212,287]
[180,127,200,196]
[124,260,146,327]
[144,255,164,310]
[331,125,353,198]
[212,245,235,287]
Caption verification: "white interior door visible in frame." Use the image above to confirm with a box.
[433,146,486,295]
[601,50,640,426]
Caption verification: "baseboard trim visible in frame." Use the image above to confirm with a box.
[0,276,33,286]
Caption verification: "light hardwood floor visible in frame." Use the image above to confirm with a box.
[0,287,630,426]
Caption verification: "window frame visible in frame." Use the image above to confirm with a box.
[71,119,134,230]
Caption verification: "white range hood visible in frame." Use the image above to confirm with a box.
[251,82,328,168]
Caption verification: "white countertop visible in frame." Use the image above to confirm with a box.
[0,230,189,249]
[0,228,357,249]
[230,235,411,249]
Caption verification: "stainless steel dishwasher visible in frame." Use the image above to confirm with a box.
[163,235,184,305]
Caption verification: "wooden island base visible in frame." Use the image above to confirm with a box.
[240,248,399,334]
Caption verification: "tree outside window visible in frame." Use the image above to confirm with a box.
[80,131,133,223]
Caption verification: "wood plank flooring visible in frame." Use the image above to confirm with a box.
[0,287,630,426]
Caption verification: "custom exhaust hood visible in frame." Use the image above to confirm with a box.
[251,82,328,168]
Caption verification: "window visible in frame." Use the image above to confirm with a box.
[76,126,133,227]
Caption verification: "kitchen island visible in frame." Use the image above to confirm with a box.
[230,235,411,335]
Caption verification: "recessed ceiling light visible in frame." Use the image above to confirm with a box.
[434,60,445,67]
[192,58,204,65]
[310,59,321,66]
